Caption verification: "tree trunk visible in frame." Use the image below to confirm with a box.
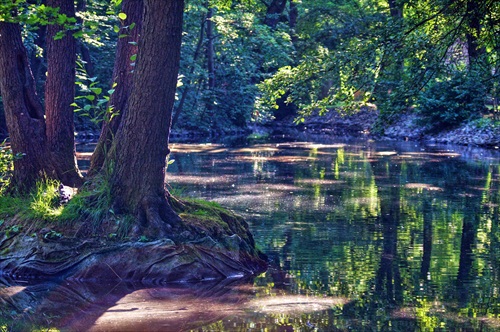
[263,0,287,29]
[45,0,83,187]
[0,106,7,138]
[172,13,206,128]
[206,5,215,91]
[0,23,52,192]
[465,0,484,66]
[288,0,298,46]
[108,0,184,236]
[76,0,95,78]
[89,0,143,175]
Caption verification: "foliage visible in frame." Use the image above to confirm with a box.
[256,0,499,132]
[0,140,13,193]
[174,1,294,134]
[28,180,64,221]
[0,140,23,193]
[73,63,117,129]
[0,180,61,222]
[416,70,488,132]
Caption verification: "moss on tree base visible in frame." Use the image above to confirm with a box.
[0,198,267,282]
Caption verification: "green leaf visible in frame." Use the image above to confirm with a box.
[83,104,92,111]
[85,95,95,101]
[118,34,128,38]
[53,31,65,40]
[129,22,136,30]
[91,87,102,95]
[113,25,120,33]
[130,54,137,61]
[118,12,127,20]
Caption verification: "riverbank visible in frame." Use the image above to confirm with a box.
[268,108,500,149]
[0,196,267,282]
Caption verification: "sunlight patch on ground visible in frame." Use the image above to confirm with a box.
[247,295,346,314]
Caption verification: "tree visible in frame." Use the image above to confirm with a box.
[104,0,184,236]
[0,0,83,192]
[0,22,49,193]
[89,0,143,174]
[263,0,287,29]
[45,0,83,187]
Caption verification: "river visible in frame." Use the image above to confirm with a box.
[2,138,500,331]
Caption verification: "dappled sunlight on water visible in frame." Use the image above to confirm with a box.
[5,139,500,331]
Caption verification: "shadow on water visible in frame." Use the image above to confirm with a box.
[0,276,350,331]
[5,138,500,330]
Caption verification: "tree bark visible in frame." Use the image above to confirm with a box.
[263,0,287,29]
[465,0,484,66]
[45,0,83,187]
[206,5,215,91]
[172,13,206,128]
[0,23,52,192]
[89,0,143,175]
[108,0,184,236]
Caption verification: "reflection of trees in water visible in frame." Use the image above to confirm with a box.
[455,198,479,308]
[371,156,403,306]
[420,196,433,282]
[162,142,500,329]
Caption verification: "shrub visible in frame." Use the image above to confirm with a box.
[416,71,487,132]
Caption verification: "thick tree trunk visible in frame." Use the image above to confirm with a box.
[45,0,83,187]
[108,0,184,236]
[0,23,53,192]
[89,0,143,175]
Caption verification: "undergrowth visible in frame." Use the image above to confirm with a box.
[0,175,133,239]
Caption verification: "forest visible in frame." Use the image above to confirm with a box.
[1,1,500,330]
[0,0,498,255]
[0,0,499,140]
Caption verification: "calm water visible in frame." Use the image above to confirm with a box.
[2,138,500,331]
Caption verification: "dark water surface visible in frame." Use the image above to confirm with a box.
[3,139,500,331]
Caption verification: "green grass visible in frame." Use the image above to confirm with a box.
[28,180,64,221]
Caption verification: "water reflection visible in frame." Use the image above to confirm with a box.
[3,139,500,330]
[166,140,500,330]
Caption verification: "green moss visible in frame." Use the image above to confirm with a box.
[174,197,250,242]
